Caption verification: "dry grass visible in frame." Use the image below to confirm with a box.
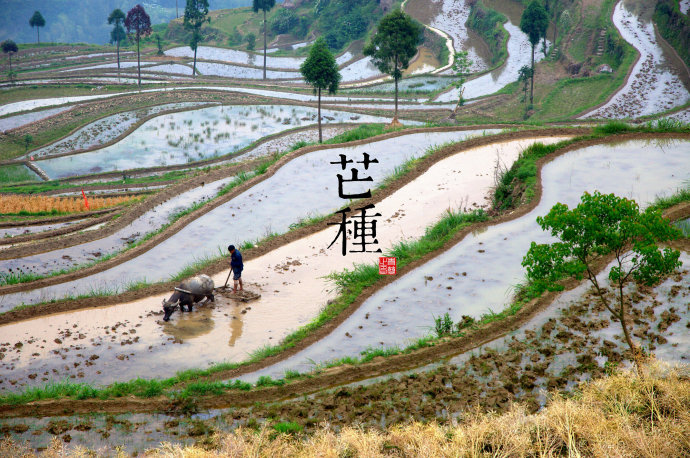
[2,360,689,457]
[0,195,139,214]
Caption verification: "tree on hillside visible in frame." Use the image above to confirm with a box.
[363,10,423,124]
[184,0,210,77]
[522,191,682,370]
[108,9,126,70]
[518,65,533,103]
[252,0,276,80]
[451,50,473,116]
[300,38,341,143]
[125,4,152,87]
[29,11,46,44]
[1,40,18,74]
[520,0,548,105]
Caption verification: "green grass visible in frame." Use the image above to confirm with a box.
[494,121,689,211]
[0,164,40,184]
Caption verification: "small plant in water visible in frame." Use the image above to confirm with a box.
[434,312,454,337]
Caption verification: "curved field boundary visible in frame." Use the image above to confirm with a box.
[0,212,114,246]
[0,133,686,418]
[0,126,587,325]
[0,159,259,261]
[0,208,115,228]
[575,1,640,119]
[0,121,393,257]
[1,102,219,165]
[0,121,507,258]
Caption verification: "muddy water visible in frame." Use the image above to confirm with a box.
[35,105,401,179]
[0,129,496,312]
[405,47,442,76]
[436,21,547,102]
[1,176,236,275]
[0,130,518,389]
[583,1,690,118]
[245,138,690,381]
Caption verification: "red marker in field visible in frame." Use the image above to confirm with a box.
[81,188,89,210]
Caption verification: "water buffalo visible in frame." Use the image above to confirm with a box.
[162,274,215,321]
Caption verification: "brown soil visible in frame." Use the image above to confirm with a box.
[0,131,687,418]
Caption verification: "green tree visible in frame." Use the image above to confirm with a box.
[300,37,341,143]
[23,134,33,151]
[184,0,210,77]
[1,40,18,74]
[522,191,682,369]
[520,1,548,104]
[125,4,153,86]
[29,11,46,44]
[451,50,473,114]
[518,65,533,103]
[108,9,126,70]
[253,0,276,80]
[245,32,256,51]
[363,10,423,122]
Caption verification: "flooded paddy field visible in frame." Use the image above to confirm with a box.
[1,176,236,275]
[165,46,305,70]
[27,102,215,160]
[0,130,522,389]
[0,129,497,311]
[435,21,546,102]
[408,0,490,73]
[583,1,690,119]
[0,107,73,133]
[2,254,686,453]
[33,105,403,179]
[244,138,690,381]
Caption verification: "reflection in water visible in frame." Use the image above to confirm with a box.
[162,306,215,340]
[228,303,244,347]
[160,300,246,346]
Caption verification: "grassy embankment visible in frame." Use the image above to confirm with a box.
[457,0,636,122]
[1,122,688,406]
[654,0,690,68]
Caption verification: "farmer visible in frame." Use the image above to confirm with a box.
[228,244,244,293]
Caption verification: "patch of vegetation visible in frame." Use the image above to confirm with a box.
[654,0,690,68]
[0,164,40,184]
[493,121,689,210]
[467,1,508,66]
